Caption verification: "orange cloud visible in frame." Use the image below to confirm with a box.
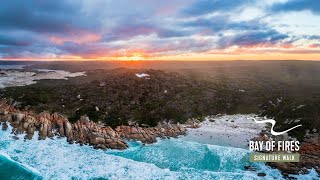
[309,43,320,48]
[2,40,320,61]
[49,31,101,45]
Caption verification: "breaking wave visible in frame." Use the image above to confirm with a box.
[0,125,317,180]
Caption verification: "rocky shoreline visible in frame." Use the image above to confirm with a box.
[0,99,197,150]
[1,98,319,178]
[250,131,320,177]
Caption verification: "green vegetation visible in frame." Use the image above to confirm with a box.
[0,66,319,138]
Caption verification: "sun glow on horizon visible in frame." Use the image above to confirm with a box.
[2,53,320,62]
[116,52,149,61]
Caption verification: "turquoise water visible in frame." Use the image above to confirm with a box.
[0,152,41,179]
[0,125,318,180]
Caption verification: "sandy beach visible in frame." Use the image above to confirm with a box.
[181,114,266,149]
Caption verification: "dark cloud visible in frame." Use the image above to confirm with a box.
[180,13,290,50]
[0,1,88,33]
[146,38,215,55]
[304,35,320,40]
[251,48,320,54]
[182,0,253,16]
[0,0,318,59]
[0,30,45,47]
[157,29,190,38]
[271,0,320,14]
[59,42,114,58]
[104,21,190,42]
[217,30,289,48]
[0,44,64,59]
[0,34,30,46]
[181,16,263,33]
[0,0,103,58]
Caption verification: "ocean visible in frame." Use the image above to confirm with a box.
[1,125,318,180]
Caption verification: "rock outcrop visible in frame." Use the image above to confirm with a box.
[0,99,127,150]
[115,123,187,144]
[250,130,320,177]
[185,119,201,129]
[0,99,188,150]
[268,133,320,176]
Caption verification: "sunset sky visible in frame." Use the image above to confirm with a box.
[0,0,320,61]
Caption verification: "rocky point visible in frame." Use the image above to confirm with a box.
[250,131,320,177]
[0,99,196,150]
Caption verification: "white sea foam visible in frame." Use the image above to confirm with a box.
[0,151,41,175]
[0,117,318,179]
[0,150,12,159]
[0,129,174,179]
[0,125,266,179]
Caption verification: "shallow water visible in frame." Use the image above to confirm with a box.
[0,65,85,88]
[0,125,319,180]
[3,124,318,180]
